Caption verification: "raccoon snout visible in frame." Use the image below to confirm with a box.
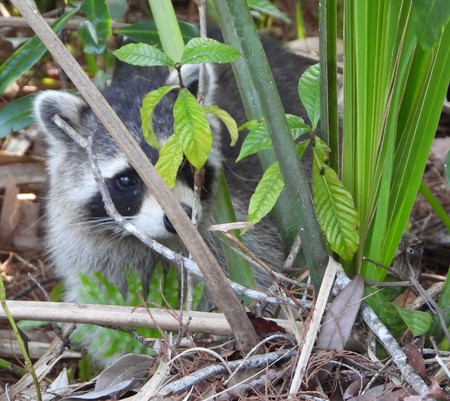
[163,203,193,234]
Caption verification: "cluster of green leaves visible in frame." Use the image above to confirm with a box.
[238,64,359,262]
[72,266,203,360]
[368,271,450,351]
[342,1,450,278]
[339,0,450,344]
[113,37,241,187]
[0,0,199,139]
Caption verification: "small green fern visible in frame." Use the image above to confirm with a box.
[72,263,203,360]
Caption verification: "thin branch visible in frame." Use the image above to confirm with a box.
[156,349,295,397]
[0,301,301,337]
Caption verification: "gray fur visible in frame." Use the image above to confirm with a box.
[34,36,312,307]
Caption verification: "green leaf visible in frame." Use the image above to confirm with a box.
[147,263,165,306]
[296,140,310,159]
[247,0,291,24]
[0,8,78,96]
[313,142,359,261]
[114,20,199,46]
[173,88,212,169]
[165,265,180,308]
[428,272,450,343]
[181,37,241,65]
[203,105,239,145]
[236,121,272,162]
[238,119,263,131]
[237,114,311,162]
[419,181,450,231]
[79,0,111,55]
[140,85,178,149]
[113,43,175,67]
[412,0,450,49]
[93,272,125,304]
[106,0,128,21]
[247,162,285,225]
[0,94,36,139]
[298,64,321,129]
[72,271,160,358]
[77,273,116,304]
[155,134,184,188]
[286,114,310,140]
[392,304,433,336]
[214,172,255,290]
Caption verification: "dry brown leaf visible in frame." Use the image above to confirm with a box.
[406,345,427,380]
[317,275,364,351]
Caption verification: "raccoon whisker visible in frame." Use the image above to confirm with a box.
[66,220,123,235]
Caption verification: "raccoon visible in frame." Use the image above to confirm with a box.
[34,35,312,306]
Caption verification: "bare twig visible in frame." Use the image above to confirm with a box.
[284,234,303,269]
[288,257,336,398]
[0,301,301,336]
[156,349,295,397]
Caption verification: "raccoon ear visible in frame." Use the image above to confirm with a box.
[34,91,88,151]
[167,64,217,104]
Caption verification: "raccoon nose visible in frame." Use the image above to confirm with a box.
[163,203,193,234]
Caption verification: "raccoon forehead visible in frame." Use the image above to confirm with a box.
[97,155,131,178]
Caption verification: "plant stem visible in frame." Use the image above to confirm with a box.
[318,0,340,172]
[213,0,329,289]
[148,0,185,61]
[0,275,42,401]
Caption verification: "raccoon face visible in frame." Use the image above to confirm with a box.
[34,65,220,241]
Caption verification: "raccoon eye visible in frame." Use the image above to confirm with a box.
[115,174,137,190]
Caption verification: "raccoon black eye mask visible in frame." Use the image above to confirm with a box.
[34,35,312,307]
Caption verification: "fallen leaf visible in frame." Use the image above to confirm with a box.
[247,312,286,335]
[317,275,364,350]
